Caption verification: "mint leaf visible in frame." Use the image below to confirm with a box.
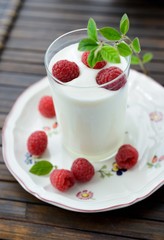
[99,27,121,41]
[78,38,98,51]
[29,160,53,176]
[131,37,141,53]
[131,55,140,65]
[120,13,129,35]
[117,42,132,56]
[87,49,103,67]
[101,45,120,63]
[142,52,153,63]
[87,18,98,41]
[87,50,97,68]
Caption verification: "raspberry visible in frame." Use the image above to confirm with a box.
[115,144,139,170]
[38,96,55,118]
[50,169,75,192]
[52,60,80,82]
[96,66,127,90]
[82,51,107,69]
[27,131,48,156]
[71,158,95,182]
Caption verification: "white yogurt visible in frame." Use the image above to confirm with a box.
[48,43,129,161]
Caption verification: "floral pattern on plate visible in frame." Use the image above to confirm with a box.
[76,190,94,200]
[147,155,164,169]
[149,111,163,122]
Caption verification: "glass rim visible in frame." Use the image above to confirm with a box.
[44,28,131,89]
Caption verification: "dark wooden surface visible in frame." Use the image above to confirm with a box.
[0,0,164,239]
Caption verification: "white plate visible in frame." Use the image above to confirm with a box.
[2,69,164,212]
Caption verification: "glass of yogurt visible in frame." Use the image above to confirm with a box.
[44,29,130,162]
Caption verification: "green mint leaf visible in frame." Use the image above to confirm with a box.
[117,42,132,56]
[87,49,103,68]
[78,38,98,51]
[99,27,121,41]
[87,18,98,41]
[87,50,97,68]
[101,45,120,63]
[29,160,53,176]
[131,37,141,53]
[142,52,153,63]
[131,55,140,65]
[120,13,129,35]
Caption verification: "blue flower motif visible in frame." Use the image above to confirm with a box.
[24,152,34,165]
[112,162,127,176]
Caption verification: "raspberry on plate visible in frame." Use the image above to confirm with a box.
[50,169,75,192]
[96,66,127,90]
[52,60,80,82]
[82,51,107,69]
[115,144,139,170]
[27,130,48,157]
[71,158,95,182]
[38,95,56,118]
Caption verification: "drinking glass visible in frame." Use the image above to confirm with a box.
[45,29,130,161]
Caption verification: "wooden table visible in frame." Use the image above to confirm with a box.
[0,0,164,239]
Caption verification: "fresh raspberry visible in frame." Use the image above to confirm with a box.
[96,66,126,90]
[71,158,95,182]
[50,169,75,192]
[27,131,48,156]
[52,60,80,82]
[38,96,55,118]
[115,144,139,170]
[82,51,107,69]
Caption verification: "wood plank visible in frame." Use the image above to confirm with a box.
[0,201,163,240]
[9,26,164,41]
[0,199,26,219]
[6,37,50,52]
[0,163,16,181]
[0,86,26,113]
[25,196,164,224]
[0,219,130,240]
[25,0,164,8]
[25,208,164,240]
[0,147,5,163]
[0,61,46,75]
[1,49,44,64]
[17,9,164,28]
[14,21,164,38]
[23,0,164,17]
[0,181,41,203]
[0,113,6,128]
[0,72,42,87]
[0,85,25,101]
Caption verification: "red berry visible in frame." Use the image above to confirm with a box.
[71,158,95,182]
[82,51,107,69]
[50,169,75,192]
[27,131,48,156]
[52,60,80,82]
[38,96,55,118]
[115,144,139,170]
[96,66,126,90]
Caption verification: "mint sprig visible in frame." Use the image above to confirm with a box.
[78,14,153,74]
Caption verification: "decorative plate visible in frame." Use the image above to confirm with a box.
[2,69,164,212]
